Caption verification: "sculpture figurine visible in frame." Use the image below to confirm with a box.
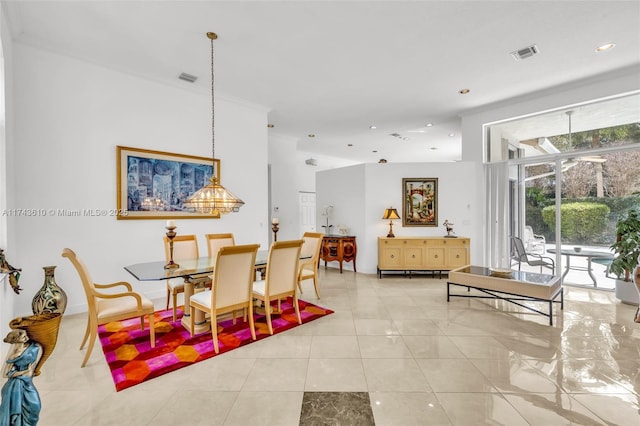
[0,329,42,426]
[443,220,456,237]
[0,249,22,295]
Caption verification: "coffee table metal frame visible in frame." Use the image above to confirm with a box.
[447,266,563,325]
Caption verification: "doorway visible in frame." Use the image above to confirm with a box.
[299,192,316,234]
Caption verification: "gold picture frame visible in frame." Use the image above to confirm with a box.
[402,178,438,226]
[116,146,220,220]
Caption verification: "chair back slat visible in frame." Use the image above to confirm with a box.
[61,248,96,301]
[301,232,323,261]
[213,244,259,308]
[205,233,236,259]
[265,240,303,296]
[165,234,199,261]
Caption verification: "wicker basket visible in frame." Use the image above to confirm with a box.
[9,312,62,376]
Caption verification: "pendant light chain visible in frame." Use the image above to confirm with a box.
[210,35,216,163]
[182,31,244,216]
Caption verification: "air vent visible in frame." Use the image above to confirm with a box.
[510,44,539,61]
[178,72,198,83]
[305,158,318,166]
[389,133,410,141]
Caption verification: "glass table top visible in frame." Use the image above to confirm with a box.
[125,250,271,281]
[454,265,558,285]
[124,250,310,281]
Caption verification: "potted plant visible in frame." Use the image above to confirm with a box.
[610,209,640,305]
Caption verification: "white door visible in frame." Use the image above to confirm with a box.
[299,192,316,234]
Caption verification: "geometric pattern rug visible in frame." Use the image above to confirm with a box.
[98,297,333,391]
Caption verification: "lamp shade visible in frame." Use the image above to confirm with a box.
[382,208,400,220]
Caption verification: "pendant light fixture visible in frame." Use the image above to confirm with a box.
[183,32,244,217]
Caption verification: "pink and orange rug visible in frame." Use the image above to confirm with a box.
[98,297,333,391]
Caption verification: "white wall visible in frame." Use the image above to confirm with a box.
[317,162,484,274]
[268,134,359,241]
[0,5,15,345]
[5,43,270,320]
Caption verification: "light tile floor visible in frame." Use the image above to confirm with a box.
[34,268,640,425]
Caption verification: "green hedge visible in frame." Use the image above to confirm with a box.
[541,202,611,244]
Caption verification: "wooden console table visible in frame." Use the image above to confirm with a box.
[320,235,357,273]
[377,236,470,278]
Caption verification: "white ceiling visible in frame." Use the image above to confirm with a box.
[3,1,640,163]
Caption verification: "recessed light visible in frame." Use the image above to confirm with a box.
[347,144,353,147]
[596,42,616,52]
[430,147,438,150]
[372,150,378,153]
[426,123,433,127]
[369,125,377,130]
[459,88,470,94]
[448,133,455,137]
[308,134,315,138]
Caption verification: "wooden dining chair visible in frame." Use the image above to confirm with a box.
[164,234,210,322]
[253,239,304,335]
[188,244,260,353]
[297,232,324,298]
[205,233,236,259]
[62,248,155,367]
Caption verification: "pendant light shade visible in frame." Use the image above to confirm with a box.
[183,32,244,216]
[183,177,244,217]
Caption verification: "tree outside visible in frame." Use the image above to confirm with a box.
[525,123,640,246]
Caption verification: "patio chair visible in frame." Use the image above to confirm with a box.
[510,236,555,274]
[523,225,546,255]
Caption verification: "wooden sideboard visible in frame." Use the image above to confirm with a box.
[377,236,470,278]
[320,235,357,273]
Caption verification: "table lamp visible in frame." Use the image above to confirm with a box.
[382,207,400,238]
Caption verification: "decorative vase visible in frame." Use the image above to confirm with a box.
[9,312,62,376]
[32,266,67,315]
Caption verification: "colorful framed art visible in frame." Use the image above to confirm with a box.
[116,146,220,220]
[402,177,438,226]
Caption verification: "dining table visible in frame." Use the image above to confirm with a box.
[546,247,614,287]
[124,250,309,333]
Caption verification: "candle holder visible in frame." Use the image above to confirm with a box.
[272,223,279,242]
[164,225,179,269]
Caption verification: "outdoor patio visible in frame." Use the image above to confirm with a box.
[516,244,617,291]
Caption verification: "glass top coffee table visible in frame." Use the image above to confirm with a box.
[447,265,563,325]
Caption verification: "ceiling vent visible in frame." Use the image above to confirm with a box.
[178,72,198,83]
[305,158,318,166]
[510,44,539,61]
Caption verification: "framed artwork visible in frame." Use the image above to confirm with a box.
[116,146,220,220]
[402,178,438,226]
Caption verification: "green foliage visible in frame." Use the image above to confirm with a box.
[541,202,610,244]
[609,209,640,281]
[526,187,548,207]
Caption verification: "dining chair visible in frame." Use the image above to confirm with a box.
[188,244,260,353]
[164,234,210,322]
[205,233,236,259]
[297,232,324,298]
[62,248,155,367]
[510,236,555,273]
[253,239,304,335]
